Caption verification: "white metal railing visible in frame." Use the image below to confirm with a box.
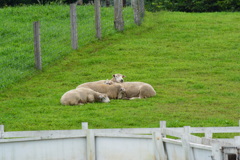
[0,121,239,160]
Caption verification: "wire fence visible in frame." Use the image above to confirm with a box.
[0,0,144,90]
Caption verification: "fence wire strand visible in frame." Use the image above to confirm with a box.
[0,2,139,90]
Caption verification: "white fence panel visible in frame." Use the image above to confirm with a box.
[192,147,212,160]
[164,139,185,160]
[0,138,87,160]
[96,137,154,160]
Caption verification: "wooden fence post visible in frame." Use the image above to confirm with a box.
[153,132,167,160]
[211,141,222,160]
[114,0,124,31]
[234,136,240,146]
[182,126,194,160]
[0,125,4,139]
[160,121,166,138]
[132,0,140,25]
[33,21,42,70]
[70,3,78,50]
[87,129,96,160]
[94,0,101,39]
[204,128,213,138]
[132,0,144,25]
[82,122,88,130]
[139,0,145,19]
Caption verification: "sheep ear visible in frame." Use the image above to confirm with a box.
[112,74,115,77]
[123,75,126,78]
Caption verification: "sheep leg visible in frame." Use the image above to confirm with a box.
[129,97,141,100]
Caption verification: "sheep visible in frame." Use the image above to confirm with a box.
[80,74,125,86]
[60,87,110,105]
[77,83,128,99]
[111,73,125,83]
[119,82,156,100]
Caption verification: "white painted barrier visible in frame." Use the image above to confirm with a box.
[0,121,239,160]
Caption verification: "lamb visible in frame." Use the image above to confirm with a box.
[77,83,127,99]
[119,82,156,100]
[60,87,110,105]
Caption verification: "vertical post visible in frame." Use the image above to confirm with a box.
[70,3,78,50]
[0,125,4,139]
[234,136,240,146]
[82,122,88,130]
[152,132,160,160]
[132,0,140,25]
[33,21,42,70]
[87,129,96,160]
[211,142,222,160]
[182,126,194,160]
[132,0,144,25]
[160,121,166,138]
[205,128,213,138]
[114,0,124,31]
[153,132,167,160]
[139,0,145,19]
[94,0,101,39]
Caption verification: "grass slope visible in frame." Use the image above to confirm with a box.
[0,11,239,133]
[0,5,134,90]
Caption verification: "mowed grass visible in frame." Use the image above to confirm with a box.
[0,11,239,134]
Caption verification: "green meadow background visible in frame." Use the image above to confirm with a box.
[0,5,239,136]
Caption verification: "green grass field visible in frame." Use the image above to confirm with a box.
[0,7,239,134]
[0,5,134,90]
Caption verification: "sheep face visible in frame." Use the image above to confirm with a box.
[112,74,125,83]
[99,94,110,103]
[117,88,128,99]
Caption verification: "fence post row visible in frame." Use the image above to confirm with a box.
[114,0,124,31]
[70,3,78,50]
[33,21,42,70]
[94,0,101,39]
[31,2,144,70]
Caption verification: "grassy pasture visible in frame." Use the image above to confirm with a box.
[0,9,239,135]
[0,5,134,90]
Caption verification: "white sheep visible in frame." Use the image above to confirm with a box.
[76,83,127,99]
[60,87,110,105]
[81,74,125,86]
[119,82,156,100]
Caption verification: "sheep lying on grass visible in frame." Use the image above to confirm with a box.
[76,83,127,99]
[61,73,156,105]
[119,82,156,100]
[83,74,125,86]
[60,87,110,105]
